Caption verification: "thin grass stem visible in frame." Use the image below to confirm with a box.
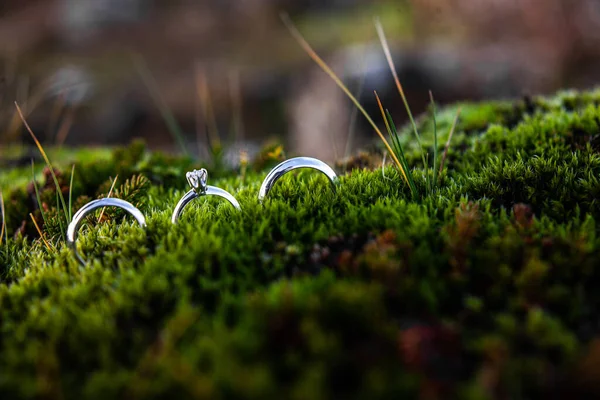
[55,191,65,241]
[68,164,75,221]
[374,91,409,185]
[384,110,418,199]
[17,102,69,223]
[374,19,421,142]
[47,92,66,143]
[98,175,118,223]
[31,161,49,229]
[439,107,462,179]
[195,65,221,150]
[375,18,430,190]
[132,54,189,156]
[29,213,52,251]
[228,68,244,143]
[0,190,5,247]
[55,106,75,147]
[280,13,407,180]
[344,64,367,164]
[429,91,438,192]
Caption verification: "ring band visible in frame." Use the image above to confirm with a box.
[258,157,338,202]
[67,198,147,265]
[171,168,241,224]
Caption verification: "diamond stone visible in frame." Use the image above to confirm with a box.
[186,169,208,193]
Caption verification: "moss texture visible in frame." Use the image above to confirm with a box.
[2,89,600,399]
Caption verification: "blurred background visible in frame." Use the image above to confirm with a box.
[1,0,600,164]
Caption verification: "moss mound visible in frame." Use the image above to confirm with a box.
[2,89,600,399]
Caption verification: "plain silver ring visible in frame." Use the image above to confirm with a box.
[171,168,241,224]
[67,198,147,266]
[258,157,338,202]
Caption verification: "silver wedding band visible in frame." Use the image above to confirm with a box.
[171,168,241,224]
[67,198,146,265]
[66,158,335,262]
[258,157,338,201]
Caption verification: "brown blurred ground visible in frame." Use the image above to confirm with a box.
[1,0,600,163]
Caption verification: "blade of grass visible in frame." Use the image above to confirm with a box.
[55,105,75,147]
[375,91,402,155]
[384,110,419,199]
[374,91,409,184]
[29,213,52,251]
[229,68,244,143]
[374,18,421,142]
[132,54,189,156]
[343,64,367,164]
[68,164,75,221]
[195,65,221,151]
[381,152,393,182]
[375,91,418,199]
[31,160,49,229]
[429,91,438,192]
[6,108,23,142]
[439,107,462,179]
[98,175,118,223]
[0,190,5,247]
[7,77,55,141]
[328,117,340,162]
[328,108,340,162]
[384,109,407,171]
[280,13,409,187]
[47,92,67,142]
[17,102,69,224]
[343,39,371,163]
[55,190,65,241]
[375,18,430,190]
[384,110,410,175]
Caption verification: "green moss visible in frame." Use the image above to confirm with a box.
[2,89,600,398]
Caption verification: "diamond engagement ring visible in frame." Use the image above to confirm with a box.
[171,168,241,224]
